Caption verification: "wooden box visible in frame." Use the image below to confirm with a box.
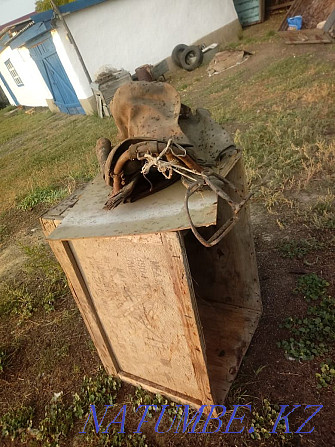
[41,159,261,408]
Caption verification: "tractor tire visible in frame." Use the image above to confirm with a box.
[171,44,188,67]
[179,46,203,71]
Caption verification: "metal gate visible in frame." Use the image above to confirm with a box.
[28,35,85,115]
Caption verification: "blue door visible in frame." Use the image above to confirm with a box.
[28,35,85,115]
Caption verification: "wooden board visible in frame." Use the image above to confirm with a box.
[68,232,214,407]
[268,1,293,12]
[182,158,261,401]
[199,302,260,404]
[49,240,118,376]
[280,29,333,44]
[40,184,87,237]
[48,175,217,241]
[40,200,117,376]
[184,159,261,312]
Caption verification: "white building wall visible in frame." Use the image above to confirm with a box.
[51,28,92,100]
[0,45,52,107]
[55,0,238,98]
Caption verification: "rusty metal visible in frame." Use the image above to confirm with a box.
[135,65,153,82]
[95,137,112,178]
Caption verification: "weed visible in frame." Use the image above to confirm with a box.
[0,406,34,442]
[130,387,183,422]
[17,186,68,210]
[32,371,119,446]
[310,192,335,229]
[72,368,121,419]
[278,274,335,360]
[250,399,292,441]
[293,273,329,301]
[266,30,276,38]
[0,369,122,446]
[0,223,9,243]
[179,83,188,91]
[0,283,35,320]
[0,349,8,373]
[37,393,74,447]
[278,239,324,260]
[85,432,148,446]
[316,360,335,389]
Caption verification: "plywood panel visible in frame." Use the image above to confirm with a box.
[184,158,261,312]
[70,232,213,405]
[198,301,260,404]
[41,202,118,376]
[48,240,118,376]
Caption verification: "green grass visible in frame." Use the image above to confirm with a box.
[224,28,279,50]
[316,360,335,390]
[17,186,68,210]
[0,406,34,442]
[293,273,329,302]
[130,387,183,421]
[175,52,335,212]
[0,109,117,213]
[0,368,151,447]
[0,243,68,322]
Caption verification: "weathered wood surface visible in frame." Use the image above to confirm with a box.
[40,184,87,234]
[184,158,261,312]
[182,158,261,401]
[199,302,260,404]
[280,29,333,44]
[48,176,217,241]
[49,240,118,376]
[69,232,214,406]
[267,0,293,12]
[40,207,117,376]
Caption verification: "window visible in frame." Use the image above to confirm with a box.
[4,59,24,87]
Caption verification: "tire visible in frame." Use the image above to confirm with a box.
[171,44,188,67]
[179,45,203,71]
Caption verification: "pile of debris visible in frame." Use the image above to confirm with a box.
[279,0,335,43]
[207,50,251,77]
[91,61,169,118]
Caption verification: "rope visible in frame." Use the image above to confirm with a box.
[135,137,251,247]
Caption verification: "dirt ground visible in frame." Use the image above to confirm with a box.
[0,13,334,447]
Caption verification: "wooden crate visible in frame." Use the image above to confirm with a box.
[41,159,261,408]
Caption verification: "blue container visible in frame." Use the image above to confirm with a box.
[287,16,303,30]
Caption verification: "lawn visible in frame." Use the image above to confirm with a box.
[0,15,334,447]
